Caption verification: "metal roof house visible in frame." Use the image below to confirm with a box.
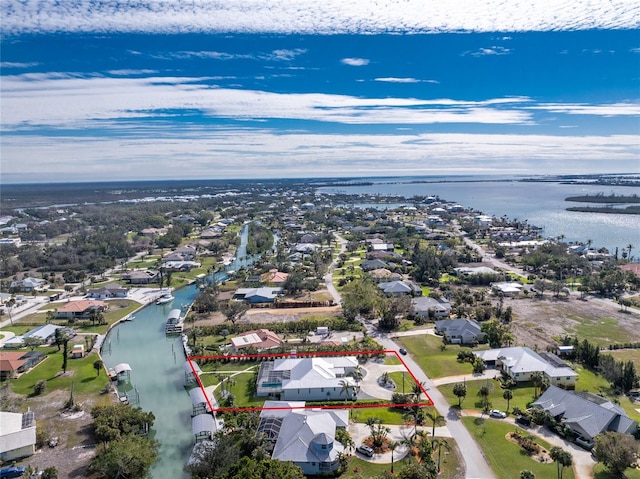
[256,357,359,401]
[475,347,578,388]
[532,385,638,442]
[0,411,36,462]
[233,287,283,304]
[259,402,348,475]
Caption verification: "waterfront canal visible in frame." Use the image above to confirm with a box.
[102,285,197,479]
[101,223,258,478]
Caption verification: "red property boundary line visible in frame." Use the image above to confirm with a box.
[187,350,433,414]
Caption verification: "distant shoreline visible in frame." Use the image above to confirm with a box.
[566,206,640,215]
[565,194,640,204]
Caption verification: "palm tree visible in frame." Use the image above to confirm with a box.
[433,437,450,472]
[426,410,444,445]
[339,379,354,402]
[503,389,513,412]
[627,243,634,261]
[550,447,572,479]
[477,384,491,412]
[389,441,398,473]
[530,371,544,398]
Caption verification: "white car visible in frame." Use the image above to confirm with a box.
[356,444,374,457]
[489,409,507,418]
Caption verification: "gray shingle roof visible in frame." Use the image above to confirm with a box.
[533,385,638,440]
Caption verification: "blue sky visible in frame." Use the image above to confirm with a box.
[1,1,639,183]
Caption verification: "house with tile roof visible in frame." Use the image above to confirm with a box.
[532,385,637,443]
[261,269,289,285]
[230,329,282,352]
[475,346,578,388]
[55,299,107,319]
[256,357,358,401]
[0,351,45,380]
[121,269,159,284]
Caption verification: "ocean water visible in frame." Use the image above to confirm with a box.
[319,176,640,255]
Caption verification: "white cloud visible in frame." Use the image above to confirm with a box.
[2,131,637,182]
[0,74,536,128]
[341,58,370,66]
[4,0,637,35]
[530,102,640,116]
[0,61,39,68]
[465,46,511,56]
[374,77,440,84]
[375,77,420,83]
[107,69,158,75]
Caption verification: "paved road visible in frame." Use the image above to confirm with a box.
[325,232,496,478]
[372,329,497,479]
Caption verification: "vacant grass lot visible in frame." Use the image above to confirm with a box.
[10,348,106,396]
[398,334,486,378]
[461,416,576,479]
[439,378,534,412]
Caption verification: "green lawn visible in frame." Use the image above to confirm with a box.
[350,405,406,425]
[439,378,534,412]
[607,349,640,371]
[388,371,419,395]
[398,334,486,378]
[461,416,576,479]
[568,315,640,345]
[340,455,412,478]
[10,348,107,396]
[594,463,640,479]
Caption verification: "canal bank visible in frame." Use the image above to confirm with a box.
[100,223,263,478]
[102,285,198,479]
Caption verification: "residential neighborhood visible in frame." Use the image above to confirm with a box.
[0,179,639,479]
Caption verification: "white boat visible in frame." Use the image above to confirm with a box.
[156,293,174,304]
[122,314,134,322]
[165,308,184,334]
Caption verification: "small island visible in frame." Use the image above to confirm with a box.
[565,193,640,215]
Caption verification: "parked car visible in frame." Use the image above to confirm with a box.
[356,444,375,457]
[1,466,26,478]
[48,436,59,447]
[489,409,507,418]
[398,348,407,355]
[515,415,531,427]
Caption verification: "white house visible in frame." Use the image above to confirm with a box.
[0,411,36,462]
[259,402,348,475]
[256,357,359,401]
[475,347,577,388]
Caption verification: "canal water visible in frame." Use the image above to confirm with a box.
[102,285,197,479]
[101,223,263,478]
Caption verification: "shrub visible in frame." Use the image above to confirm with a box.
[33,380,47,396]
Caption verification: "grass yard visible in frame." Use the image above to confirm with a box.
[388,371,419,394]
[461,416,576,479]
[350,405,407,425]
[10,348,107,396]
[398,334,484,378]
[594,463,640,479]
[340,455,412,479]
[607,348,640,371]
[199,360,260,373]
[568,315,637,345]
[439,378,535,412]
